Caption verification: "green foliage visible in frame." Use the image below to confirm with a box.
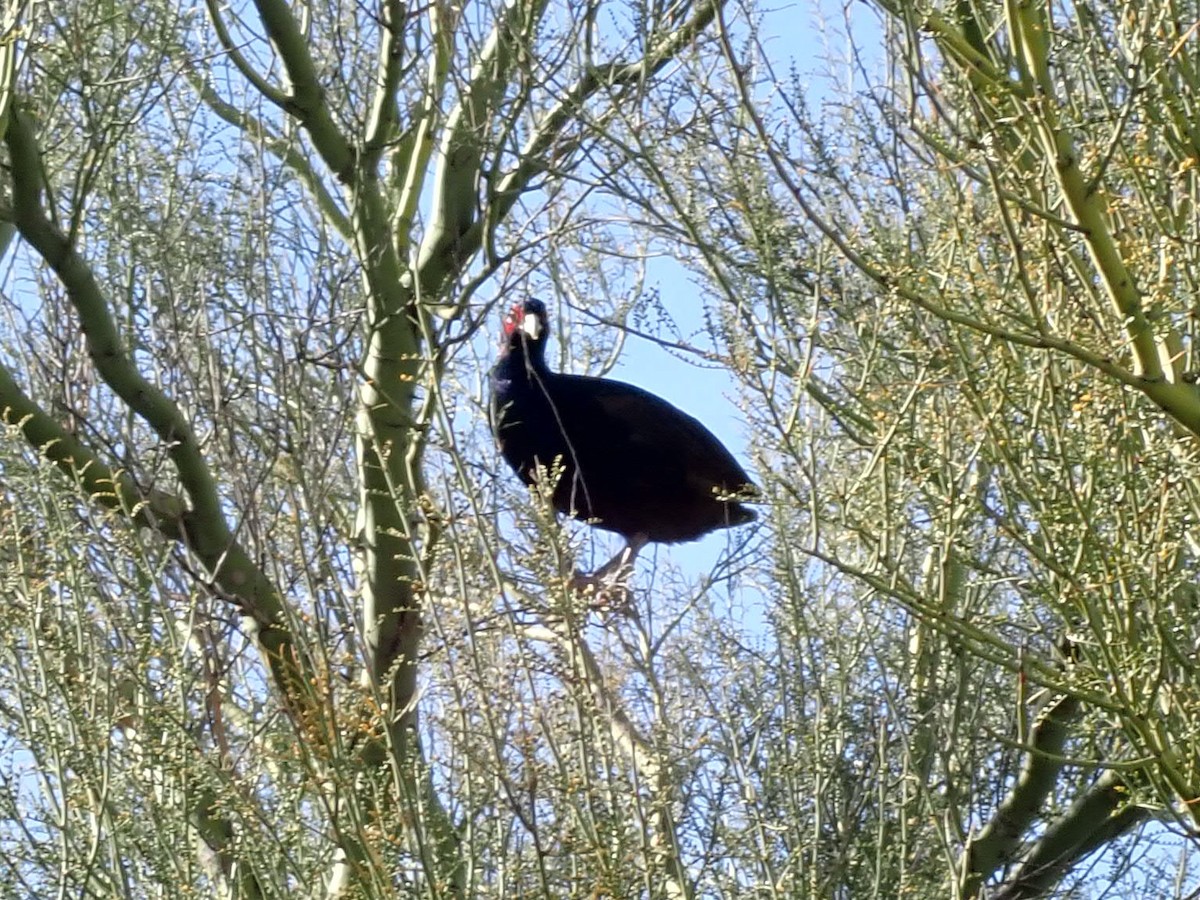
[2,0,1199,896]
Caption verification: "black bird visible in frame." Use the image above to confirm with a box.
[490,298,758,586]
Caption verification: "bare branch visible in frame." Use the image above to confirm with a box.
[247,0,355,180]
[994,770,1150,900]
[960,692,1082,896]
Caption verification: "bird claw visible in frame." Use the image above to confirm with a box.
[566,536,646,613]
[568,569,634,613]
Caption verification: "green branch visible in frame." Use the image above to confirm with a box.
[203,0,290,107]
[1008,1,1163,381]
[960,693,1082,897]
[391,2,455,245]
[415,0,551,299]
[7,111,225,530]
[0,360,186,533]
[807,545,1116,709]
[363,0,408,164]
[994,770,1147,900]
[0,125,315,893]
[186,72,352,240]
[3,106,322,746]
[247,0,355,180]
[416,0,725,304]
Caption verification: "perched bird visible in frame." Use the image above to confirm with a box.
[490,298,758,587]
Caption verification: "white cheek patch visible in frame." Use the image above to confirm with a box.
[522,313,542,340]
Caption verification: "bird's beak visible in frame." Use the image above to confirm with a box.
[521,312,542,341]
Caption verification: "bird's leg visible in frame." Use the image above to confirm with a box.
[592,533,648,582]
[570,533,648,607]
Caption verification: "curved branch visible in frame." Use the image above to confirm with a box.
[4,107,322,742]
[960,693,1083,897]
[202,0,291,107]
[391,0,455,243]
[993,770,1149,900]
[715,10,1200,439]
[415,0,551,297]
[363,0,408,163]
[7,111,225,530]
[525,620,695,900]
[1008,1,1166,383]
[0,360,186,533]
[248,0,355,180]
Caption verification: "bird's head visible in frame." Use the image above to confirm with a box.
[501,299,549,351]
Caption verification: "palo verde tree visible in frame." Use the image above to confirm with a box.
[12,0,1200,895]
[0,0,730,895]
[595,0,1200,896]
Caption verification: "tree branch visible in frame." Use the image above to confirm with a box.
[416,0,724,306]
[186,71,352,239]
[4,106,324,750]
[960,692,1083,897]
[363,0,408,164]
[993,770,1149,900]
[414,0,551,300]
[390,0,455,244]
[1008,1,1166,383]
[525,620,695,900]
[0,360,187,533]
[247,0,356,180]
[7,111,224,528]
[717,8,1200,440]
[202,0,291,107]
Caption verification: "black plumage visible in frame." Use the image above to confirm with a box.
[490,298,757,580]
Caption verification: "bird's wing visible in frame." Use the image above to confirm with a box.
[552,375,755,491]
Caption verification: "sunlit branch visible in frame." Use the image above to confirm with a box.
[717,11,1200,439]
[4,106,323,750]
[248,0,356,180]
[0,360,186,533]
[416,0,553,300]
[525,621,695,900]
[391,1,456,243]
[1008,1,1166,383]
[202,0,290,107]
[363,0,409,163]
[994,770,1149,900]
[960,693,1082,896]
[416,0,725,305]
[805,543,1117,709]
[7,111,225,529]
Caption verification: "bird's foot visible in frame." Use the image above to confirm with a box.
[569,568,635,613]
[568,535,647,613]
